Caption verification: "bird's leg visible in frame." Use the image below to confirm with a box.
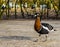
[44,34,48,41]
[34,34,41,42]
[33,34,41,42]
[41,34,48,42]
[39,34,41,36]
[45,35,47,41]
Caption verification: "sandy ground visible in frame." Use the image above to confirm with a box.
[0,19,60,47]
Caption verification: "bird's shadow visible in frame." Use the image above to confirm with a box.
[0,36,33,40]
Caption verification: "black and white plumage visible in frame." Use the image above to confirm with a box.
[34,13,56,42]
[41,23,56,32]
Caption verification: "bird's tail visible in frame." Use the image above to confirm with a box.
[51,29,56,31]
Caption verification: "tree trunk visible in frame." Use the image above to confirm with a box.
[7,0,10,19]
[0,5,1,19]
[15,1,17,19]
[59,0,60,10]
[47,2,49,19]
[19,0,25,18]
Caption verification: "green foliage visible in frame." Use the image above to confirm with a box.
[0,0,59,19]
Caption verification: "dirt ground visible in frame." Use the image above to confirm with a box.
[0,19,60,47]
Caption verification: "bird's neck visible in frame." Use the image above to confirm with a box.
[36,16,41,24]
[34,16,42,31]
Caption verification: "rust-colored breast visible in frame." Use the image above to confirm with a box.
[34,17,41,32]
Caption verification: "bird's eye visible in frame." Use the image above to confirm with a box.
[34,15,37,17]
[37,14,39,16]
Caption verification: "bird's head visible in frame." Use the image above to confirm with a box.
[34,13,41,20]
[34,13,40,17]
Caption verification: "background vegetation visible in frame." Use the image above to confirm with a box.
[0,0,60,19]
